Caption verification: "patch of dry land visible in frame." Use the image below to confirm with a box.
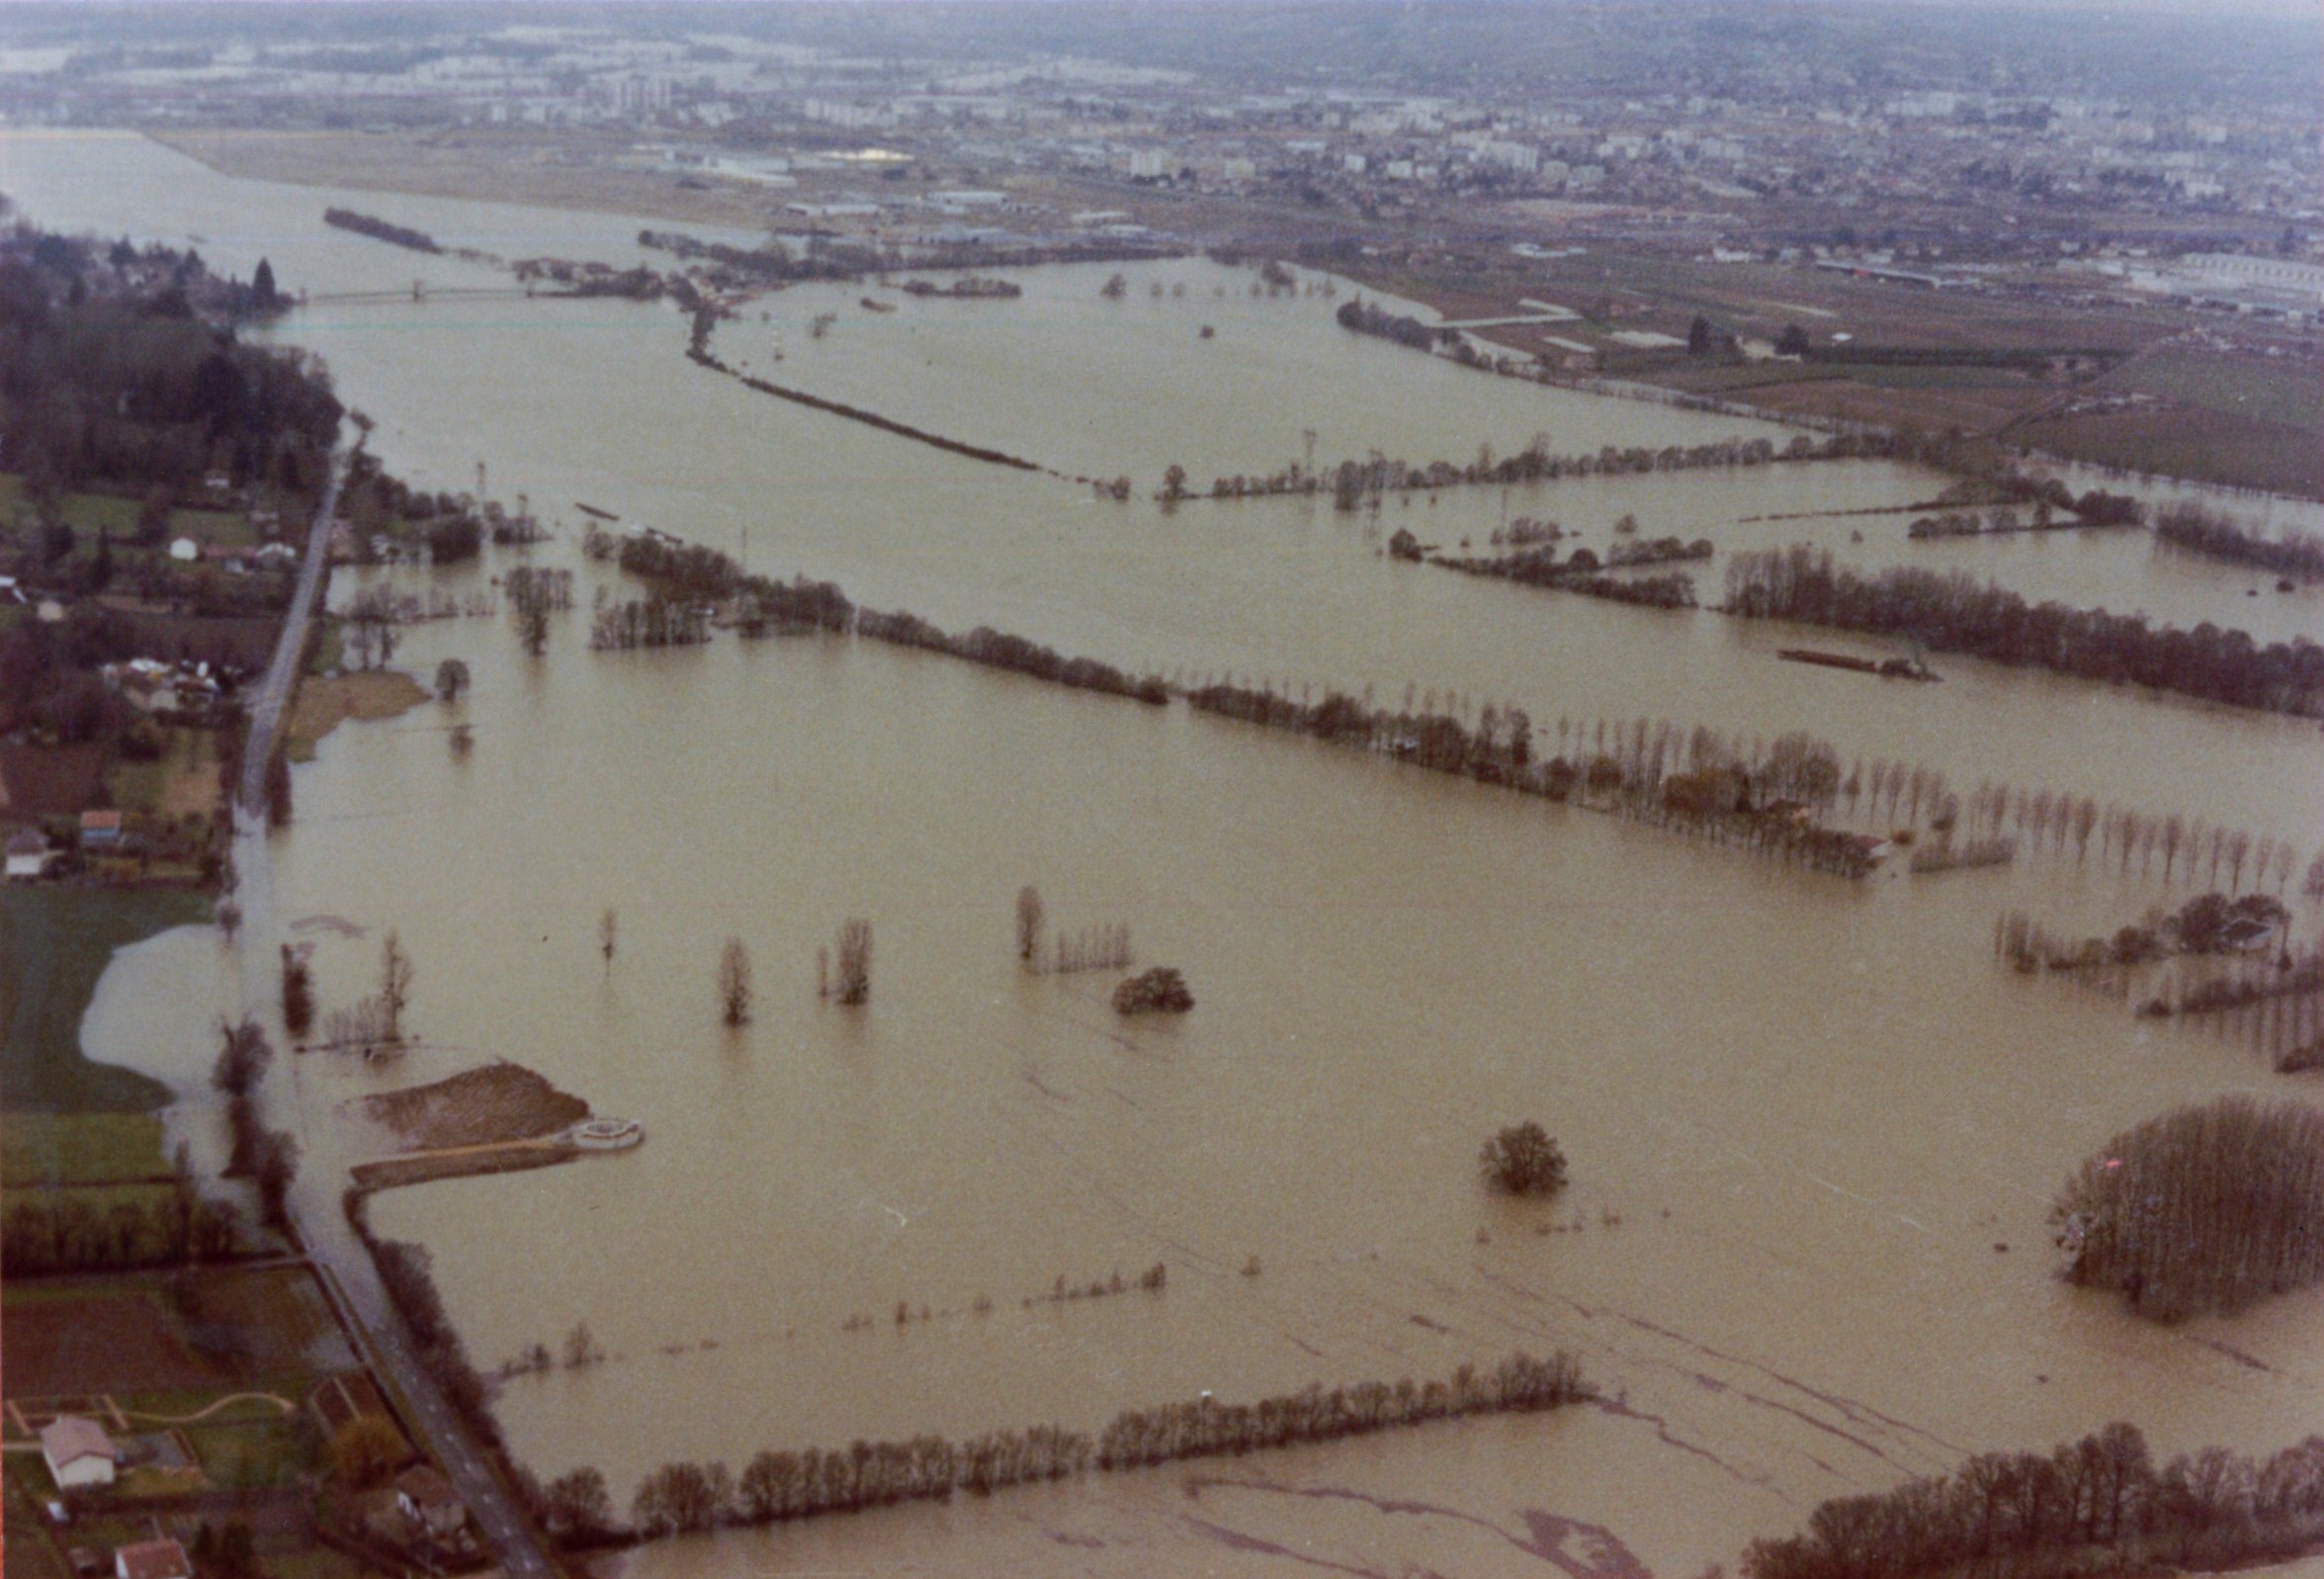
[351,1063,589,1153]
[286,668,426,760]
[152,128,792,230]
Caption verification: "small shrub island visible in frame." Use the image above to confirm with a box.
[2055,1097,2324,1320]
[1481,1122,1569,1196]
[1113,966,1193,1014]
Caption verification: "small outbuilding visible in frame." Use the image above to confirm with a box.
[168,537,200,563]
[79,811,125,848]
[114,1537,191,1579]
[40,1417,120,1491]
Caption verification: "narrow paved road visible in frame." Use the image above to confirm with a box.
[237,451,345,811]
[230,450,562,1579]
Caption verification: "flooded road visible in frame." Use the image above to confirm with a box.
[12,131,2323,1576]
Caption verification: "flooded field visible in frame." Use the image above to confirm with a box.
[11,131,2324,1576]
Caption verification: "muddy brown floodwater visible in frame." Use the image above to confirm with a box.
[14,130,2323,1577]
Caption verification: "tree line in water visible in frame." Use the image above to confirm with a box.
[1723,544,2324,718]
[613,1350,1585,1538]
[2052,1097,2324,1321]
[2154,501,2324,584]
[601,526,2295,898]
[1745,1422,2324,1579]
[1428,531,1713,609]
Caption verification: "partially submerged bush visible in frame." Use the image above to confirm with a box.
[2055,1097,2324,1320]
[1480,1122,1568,1196]
[1112,966,1193,1015]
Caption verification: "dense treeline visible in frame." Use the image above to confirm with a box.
[1185,679,1884,877]
[858,610,1171,704]
[1724,545,2324,717]
[2053,1097,2324,1320]
[1,225,341,496]
[590,594,710,652]
[605,526,1168,703]
[1433,535,1709,609]
[689,344,1044,472]
[1,1174,242,1273]
[322,207,441,254]
[621,1351,1585,1536]
[1744,1423,2324,1579]
[604,529,853,633]
[346,1192,507,1457]
[2154,502,2324,584]
[1334,296,1444,351]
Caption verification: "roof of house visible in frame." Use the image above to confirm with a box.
[7,829,50,856]
[80,811,125,833]
[39,1416,118,1468]
[395,1464,462,1508]
[115,1539,190,1579]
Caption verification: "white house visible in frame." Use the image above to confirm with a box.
[39,1417,119,1491]
[168,538,200,563]
[6,829,53,880]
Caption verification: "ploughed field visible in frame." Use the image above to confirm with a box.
[11,131,2322,1576]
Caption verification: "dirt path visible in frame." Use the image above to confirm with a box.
[118,1392,295,1425]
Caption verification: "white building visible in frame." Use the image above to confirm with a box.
[40,1417,119,1490]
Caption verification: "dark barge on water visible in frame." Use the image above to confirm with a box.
[1777,648,1940,682]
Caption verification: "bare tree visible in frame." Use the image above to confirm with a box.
[380,930,414,1044]
[212,1016,273,1097]
[833,921,872,1007]
[1015,886,1045,965]
[719,939,753,1026]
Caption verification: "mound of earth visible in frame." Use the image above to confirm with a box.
[350,1063,588,1152]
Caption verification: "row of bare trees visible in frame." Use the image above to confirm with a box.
[623,1350,1585,1536]
[718,922,876,1023]
[1745,1424,2324,1579]
[215,1016,299,1232]
[1,1161,242,1273]
[589,593,710,652]
[1724,544,2324,718]
[298,930,415,1056]
[2153,501,2324,584]
[345,1193,506,1458]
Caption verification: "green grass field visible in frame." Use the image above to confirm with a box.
[0,886,210,1113]
[2108,348,2324,434]
[2021,404,2324,499]
[1,1112,170,1185]
[0,474,257,550]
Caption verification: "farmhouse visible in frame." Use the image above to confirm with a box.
[40,1417,120,1490]
[394,1464,468,1538]
[79,811,125,848]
